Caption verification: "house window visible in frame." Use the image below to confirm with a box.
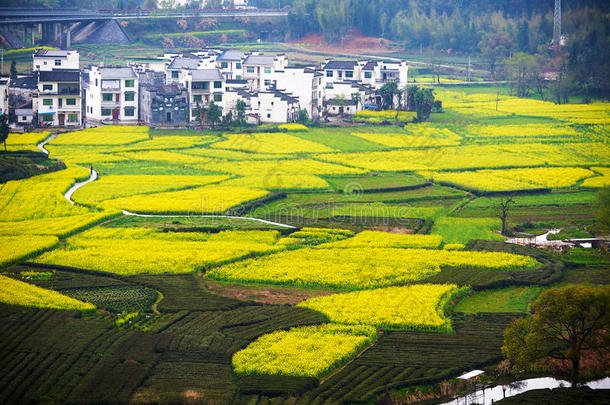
[67,113,78,122]
[214,81,222,89]
[66,98,76,105]
[326,70,333,77]
[345,71,353,78]
[325,83,333,89]
[42,114,53,122]
[213,94,222,102]
[247,66,255,73]
[338,71,343,78]
[236,63,241,69]
[365,72,372,79]
[102,93,113,102]
[125,80,134,88]
[43,98,53,106]
[236,75,242,80]
[101,108,112,116]
[124,107,135,117]
[171,71,179,78]
[221,62,228,69]
[125,92,135,101]
[95,78,98,86]
[264,67,271,74]
[54,60,61,66]
[264,79,271,86]
[193,94,202,101]
[267,113,271,118]
[21,116,27,121]
[42,84,53,91]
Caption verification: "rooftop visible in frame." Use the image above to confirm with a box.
[10,75,37,89]
[217,50,246,61]
[191,69,223,81]
[362,61,377,70]
[243,54,275,66]
[98,67,137,79]
[39,69,80,82]
[324,60,357,70]
[167,56,200,70]
[145,84,186,96]
[33,49,71,58]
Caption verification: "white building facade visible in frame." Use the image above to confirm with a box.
[86,67,139,123]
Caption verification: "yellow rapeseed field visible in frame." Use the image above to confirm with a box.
[220,175,330,190]
[5,131,51,151]
[0,235,58,267]
[0,166,91,221]
[0,275,94,311]
[422,167,595,192]
[278,123,308,131]
[34,229,283,275]
[73,174,229,205]
[581,167,610,188]
[0,212,117,237]
[206,158,365,176]
[316,231,443,249]
[232,324,377,377]
[100,185,268,214]
[297,284,463,331]
[205,247,538,289]
[50,125,150,145]
[212,132,334,154]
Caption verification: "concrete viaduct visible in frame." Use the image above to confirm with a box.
[0,8,289,48]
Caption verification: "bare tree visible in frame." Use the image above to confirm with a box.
[498,196,515,236]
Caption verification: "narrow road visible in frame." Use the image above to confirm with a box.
[37,133,58,155]
[64,170,97,205]
[121,210,296,229]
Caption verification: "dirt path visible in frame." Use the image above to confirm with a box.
[37,133,58,155]
[121,210,296,229]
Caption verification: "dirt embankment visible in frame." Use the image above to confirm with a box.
[289,29,402,55]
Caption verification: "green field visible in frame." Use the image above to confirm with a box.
[0,85,608,404]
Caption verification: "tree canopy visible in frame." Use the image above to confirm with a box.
[502,285,610,387]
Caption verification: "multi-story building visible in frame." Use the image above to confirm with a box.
[85,66,138,123]
[33,49,81,127]
[139,84,189,125]
[275,67,322,120]
[242,53,287,91]
[216,50,246,80]
[186,69,225,122]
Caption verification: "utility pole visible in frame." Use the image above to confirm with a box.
[1,49,3,75]
[553,0,562,45]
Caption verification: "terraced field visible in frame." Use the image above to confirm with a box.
[0,88,607,404]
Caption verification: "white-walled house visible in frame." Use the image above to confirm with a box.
[33,49,82,127]
[186,69,225,122]
[0,77,8,117]
[33,49,79,71]
[216,50,246,80]
[86,66,138,123]
[242,54,287,91]
[250,90,299,123]
[275,67,322,120]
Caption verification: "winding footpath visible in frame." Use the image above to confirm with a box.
[64,170,98,205]
[37,133,58,155]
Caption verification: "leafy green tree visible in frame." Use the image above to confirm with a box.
[235,99,247,129]
[0,114,8,151]
[380,82,398,110]
[479,33,515,78]
[498,196,515,236]
[10,61,17,80]
[206,101,221,129]
[297,109,308,124]
[351,92,362,111]
[408,86,435,122]
[503,285,610,387]
[504,52,539,98]
[517,20,530,52]
[221,111,233,129]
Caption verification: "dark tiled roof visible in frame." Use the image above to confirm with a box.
[167,56,200,70]
[217,50,246,61]
[324,60,357,70]
[325,99,357,106]
[10,75,37,89]
[144,84,186,96]
[191,69,223,80]
[33,49,70,58]
[39,69,80,82]
[271,89,298,104]
[362,61,377,70]
[226,79,247,84]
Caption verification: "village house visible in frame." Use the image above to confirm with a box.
[275,67,322,120]
[0,77,9,118]
[85,66,139,123]
[139,84,189,125]
[33,49,82,127]
[186,69,225,122]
